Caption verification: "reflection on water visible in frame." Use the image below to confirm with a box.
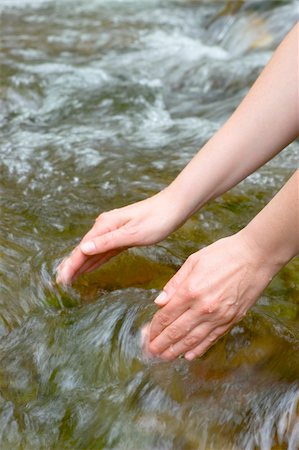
[0,0,298,449]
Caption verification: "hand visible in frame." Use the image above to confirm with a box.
[142,232,274,361]
[56,190,183,285]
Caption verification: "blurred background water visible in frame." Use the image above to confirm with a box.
[0,1,299,449]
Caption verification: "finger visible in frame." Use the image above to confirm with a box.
[154,302,238,360]
[149,258,196,341]
[81,249,121,274]
[58,248,121,284]
[80,226,135,256]
[154,256,195,307]
[140,324,152,358]
[184,324,230,361]
[161,318,232,361]
[56,237,101,284]
[159,322,214,360]
[57,241,103,283]
[56,213,121,284]
[56,246,88,284]
[74,253,103,277]
[95,210,118,222]
[147,308,205,357]
[71,247,121,282]
[148,297,191,350]
[80,213,120,243]
[56,257,68,279]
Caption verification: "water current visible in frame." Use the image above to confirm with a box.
[0,1,299,449]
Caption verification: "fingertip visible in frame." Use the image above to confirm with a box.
[159,347,177,361]
[56,276,67,286]
[56,272,70,286]
[184,352,195,361]
[81,241,96,254]
[55,262,72,286]
[154,291,168,306]
[140,324,154,358]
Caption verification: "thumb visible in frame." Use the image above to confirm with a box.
[80,228,132,255]
[153,254,195,306]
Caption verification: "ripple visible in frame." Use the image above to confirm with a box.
[0,1,298,449]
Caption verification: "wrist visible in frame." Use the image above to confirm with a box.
[238,171,299,280]
[238,225,291,280]
[157,185,195,228]
[161,180,206,225]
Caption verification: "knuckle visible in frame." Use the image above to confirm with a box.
[187,285,198,299]
[167,277,180,292]
[161,350,176,361]
[207,300,218,314]
[183,333,199,347]
[148,342,159,355]
[156,312,171,328]
[101,233,113,247]
[97,211,109,221]
[182,283,199,300]
[194,298,208,314]
[186,279,202,300]
[166,325,182,341]
[198,298,218,315]
[122,223,139,237]
[186,254,196,265]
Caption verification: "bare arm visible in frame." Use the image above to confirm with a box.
[143,23,299,359]
[57,23,299,286]
[146,170,299,361]
[165,22,299,220]
[241,170,299,273]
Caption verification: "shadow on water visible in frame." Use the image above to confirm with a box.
[0,0,298,449]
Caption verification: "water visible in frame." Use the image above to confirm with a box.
[0,0,299,449]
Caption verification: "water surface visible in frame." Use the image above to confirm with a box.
[0,1,299,449]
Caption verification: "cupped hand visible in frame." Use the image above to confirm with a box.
[143,232,274,361]
[56,190,182,285]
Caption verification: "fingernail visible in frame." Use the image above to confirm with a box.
[81,241,96,254]
[185,352,195,361]
[154,291,168,306]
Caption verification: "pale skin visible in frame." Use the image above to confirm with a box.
[56,23,299,361]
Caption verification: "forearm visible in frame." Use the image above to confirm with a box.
[146,170,298,361]
[166,23,299,221]
[241,170,299,277]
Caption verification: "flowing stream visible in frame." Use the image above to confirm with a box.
[0,1,299,449]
